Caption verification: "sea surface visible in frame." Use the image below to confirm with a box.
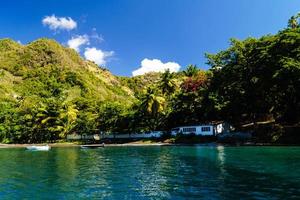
[0,146,299,199]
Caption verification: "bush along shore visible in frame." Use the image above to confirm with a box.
[0,14,300,144]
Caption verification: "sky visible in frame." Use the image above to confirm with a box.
[0,0,299,76]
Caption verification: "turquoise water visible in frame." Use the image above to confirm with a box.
[0,146,300,199]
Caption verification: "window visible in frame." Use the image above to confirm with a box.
[201,127,211,132]
[182,127,196,133]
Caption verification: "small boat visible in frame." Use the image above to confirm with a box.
[26,145,51,151]
[80,144,105,149]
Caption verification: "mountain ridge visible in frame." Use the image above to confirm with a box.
[0,38,135,104]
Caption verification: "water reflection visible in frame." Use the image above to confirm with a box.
[216,145,226,175]
[0,146,300,199]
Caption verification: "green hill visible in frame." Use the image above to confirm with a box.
[0,38,134,103]
[0,38,135,143]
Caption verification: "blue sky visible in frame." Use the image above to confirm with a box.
[0,0,299,76]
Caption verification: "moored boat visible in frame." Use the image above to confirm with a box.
[80,144,105,149]
[26,145,51,151]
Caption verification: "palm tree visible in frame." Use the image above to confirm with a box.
[32,101,62,142]
[159,69,176,96]
[141,87,165,116]
[288,13,300,29]
[184,64,198,77]
[140,87,166,131]
[59,104,79,138]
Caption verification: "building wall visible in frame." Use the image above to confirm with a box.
[67,131,163,140]
[171,125,214,136]
[67,124,231,141]
[214,122,231,134]
[67,134,96,140]
[102,132,162,139]
[196,126,214,135]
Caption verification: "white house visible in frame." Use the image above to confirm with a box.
[171,122,231,136]
[171,125,214,136]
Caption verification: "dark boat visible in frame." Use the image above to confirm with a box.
[80,144,105,149]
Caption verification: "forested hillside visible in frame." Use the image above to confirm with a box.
[206,27,300,143]
[0,38,135,143]
[0,16,300,144]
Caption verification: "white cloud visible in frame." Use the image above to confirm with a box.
[42,15,77,31]
[67,35,89,52]
[84,47,114,66]
[91,28,104,43]
[132,58,181,76]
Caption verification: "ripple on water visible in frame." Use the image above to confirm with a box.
[0,146,299,199]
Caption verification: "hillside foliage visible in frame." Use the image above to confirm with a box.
[0,19,300,143]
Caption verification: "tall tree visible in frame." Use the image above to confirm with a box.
[139,87,166,130]
[59,104,79,138]
[140,88,165,116]
[288,13,300,29]
[159,69,176,96]
[183,64,198,77]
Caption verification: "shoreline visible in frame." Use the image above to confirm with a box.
[0,142,175,148]
[0,143,78,148]
[1,142,300,149]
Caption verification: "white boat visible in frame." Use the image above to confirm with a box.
[26,145,51,151]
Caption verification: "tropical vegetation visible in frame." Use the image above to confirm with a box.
[0,15,300,143]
